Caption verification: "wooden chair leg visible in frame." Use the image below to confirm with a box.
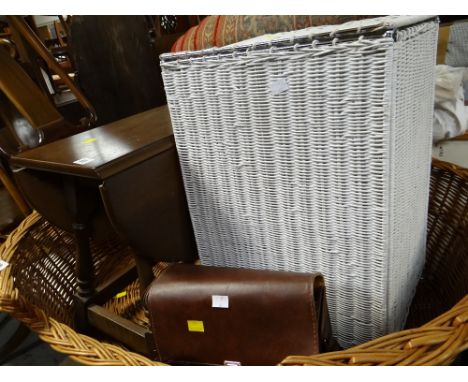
[0,166,30,216]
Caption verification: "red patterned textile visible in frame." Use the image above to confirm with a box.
[172,15,374,52]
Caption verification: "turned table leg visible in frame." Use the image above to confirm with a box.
[64,177,96,332]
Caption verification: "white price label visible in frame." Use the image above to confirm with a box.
[73,157,94,165]
[0,260,9,271]
[212,295,229,309]
[270,78,289,95]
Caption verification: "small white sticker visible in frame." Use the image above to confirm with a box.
[73,157,94,165]
[212,295,229,309]
[224,360,241,366]
[270,78,289,95]
[0,260,9,271]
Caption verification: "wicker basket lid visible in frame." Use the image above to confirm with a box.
[160,15,436,61]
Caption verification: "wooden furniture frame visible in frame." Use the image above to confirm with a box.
[9,106,198,356]
[7,16,96,127]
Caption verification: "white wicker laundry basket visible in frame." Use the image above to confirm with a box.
[160,16,439,348]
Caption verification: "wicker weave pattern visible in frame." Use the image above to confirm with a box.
[162,18,438,347]
[1,160,467,365]
[6,213,135,326]
[0,213,466,366]
[385,23,438,334]
[446,21,468,67]
[280,295,468,366]
[406,160,468,328]
[0,212,162,366]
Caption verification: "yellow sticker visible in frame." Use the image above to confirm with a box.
[115,291,127,299]
[187,320,204,333]
[83,138,96,144]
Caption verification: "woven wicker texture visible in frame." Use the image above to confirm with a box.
[280,159,468,365]
[0,213,162,366]
[385,22,439,334]
[446,20,468,67]
[405,159,468,328]
[7,213,135,327]
[0,159,467,365]
[280,295,468,366]
[104,263,170,327]
[161,17,438,347]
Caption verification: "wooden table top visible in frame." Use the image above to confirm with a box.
[11,105,175,179]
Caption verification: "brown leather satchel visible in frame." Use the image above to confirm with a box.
[145,263,334,365]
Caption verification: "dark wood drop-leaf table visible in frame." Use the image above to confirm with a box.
[10,106,198,356]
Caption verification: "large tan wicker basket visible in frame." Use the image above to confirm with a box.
[0,158,467,365]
